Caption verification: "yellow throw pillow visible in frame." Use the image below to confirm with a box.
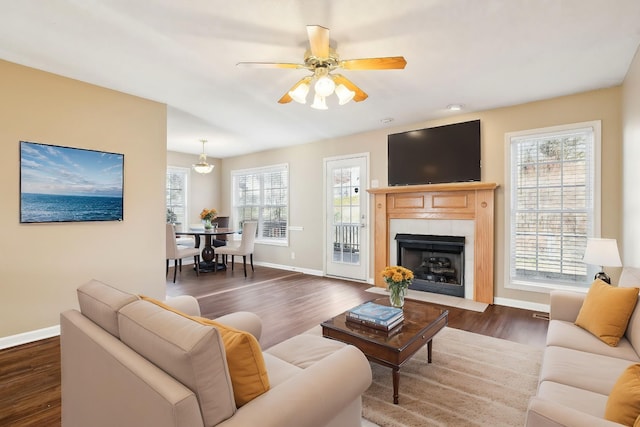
[606,364,640,425]
[575,279,639,346]
[140,296,270,407]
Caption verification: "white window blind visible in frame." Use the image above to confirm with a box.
[508,122,599,289]
[166,167,188,226]
[231,164,288,245]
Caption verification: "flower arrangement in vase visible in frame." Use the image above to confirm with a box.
[200,208,217,230]
[381,265,414,308]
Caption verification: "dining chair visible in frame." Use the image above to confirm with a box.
[213,216,229,249]
[215,221,257,277]
[166,223,201,283]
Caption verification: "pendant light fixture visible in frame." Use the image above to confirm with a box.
[192,139,214,174]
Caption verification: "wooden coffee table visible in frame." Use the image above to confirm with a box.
[321,298,448,404]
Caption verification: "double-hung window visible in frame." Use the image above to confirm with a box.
[231,164,288,245]
[505,121,601,291]
[166,167,189,226]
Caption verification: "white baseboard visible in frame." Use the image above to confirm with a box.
[253,260,323,277]
[493,297,550,313]
[0,325,60,350]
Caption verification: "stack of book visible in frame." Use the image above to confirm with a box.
[346,301,404,331]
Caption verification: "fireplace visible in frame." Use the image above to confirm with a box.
[396,233,465,297]
[368,182,497,303]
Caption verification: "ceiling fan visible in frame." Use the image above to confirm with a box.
[236,25,407,109]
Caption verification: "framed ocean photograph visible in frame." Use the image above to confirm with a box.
[20,141,124,223]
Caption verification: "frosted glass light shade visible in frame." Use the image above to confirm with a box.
[192,141,214,174]
[289,83,309,104]
[310,94,328,110]
[314,76,335,97]
[335,84,355,105]
[192,153,214,174]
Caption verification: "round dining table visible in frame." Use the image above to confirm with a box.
[175,227,239,272]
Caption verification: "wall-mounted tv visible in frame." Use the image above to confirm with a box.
[20,141,124,223]
[387,119,481,186]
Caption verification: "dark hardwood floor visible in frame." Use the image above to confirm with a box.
[1,265,549,426]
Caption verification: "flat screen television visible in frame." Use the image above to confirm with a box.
[20,141,124,223]
[387,119,481,186]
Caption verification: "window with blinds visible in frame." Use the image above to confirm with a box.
[231,164,288,245]
[166,167,188,226]
[506,121,600,289]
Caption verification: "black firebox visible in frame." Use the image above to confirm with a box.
[395,234,465,298]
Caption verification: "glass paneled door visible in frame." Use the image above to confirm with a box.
[325,155,368,281]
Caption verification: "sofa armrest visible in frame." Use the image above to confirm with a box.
[163,295,201,316]
[217,345,372,427]
[214,311,262,341]
[526,397,623,427]
[549,290,586,322]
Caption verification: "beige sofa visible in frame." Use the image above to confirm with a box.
[61,280,372,427]
[526,268,640,426]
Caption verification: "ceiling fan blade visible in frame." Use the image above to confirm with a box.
[332,74,368,102]
[278,76,313,104]
[339,56,407,70]
[236,62,305,69]
[306,25,330,59]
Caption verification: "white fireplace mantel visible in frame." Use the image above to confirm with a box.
[368,182,498,304]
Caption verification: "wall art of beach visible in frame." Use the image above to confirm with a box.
[20,141,124,223]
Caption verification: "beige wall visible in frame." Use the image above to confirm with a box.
[221,86,623,306]
[167,151,222,225]
[0,60,167,338]
[623,46,640,267]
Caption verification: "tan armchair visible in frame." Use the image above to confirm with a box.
[215,221,257,277]
[61,280,372,427]
[166,223,200,282]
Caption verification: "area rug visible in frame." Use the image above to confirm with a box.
[361,327,542,426]
[366,287,488,313]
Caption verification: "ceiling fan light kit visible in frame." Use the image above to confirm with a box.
[314,74,335,97]
[288,83,310,104]
[192,139,214,174]
[237,25,406,110]
[311,93,328,110]
[335,83,356,105]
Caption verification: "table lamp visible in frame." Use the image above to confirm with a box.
[582,238,622,284]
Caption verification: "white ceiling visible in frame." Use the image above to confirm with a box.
[1,1,639,158]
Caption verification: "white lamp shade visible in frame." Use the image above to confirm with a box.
[288,83,309,104]
[314,76,335,97]
[310,93,328,110]
[582,238,622,267]
[335,84,355,105]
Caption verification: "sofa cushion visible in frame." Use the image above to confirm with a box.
[118,300,236,427]
[193,317,270,407]
[77,280,138,338]
[619,267,640,288]
[575,279,639,346]
[539,345,634,395]
[605,364,640,425]
[547,319,640,362]
[537,380,609,419]
[141,296,270,407]
[626,299,640,357]
[265,333,347,369]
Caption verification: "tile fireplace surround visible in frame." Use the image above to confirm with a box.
[368,182,498,304]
